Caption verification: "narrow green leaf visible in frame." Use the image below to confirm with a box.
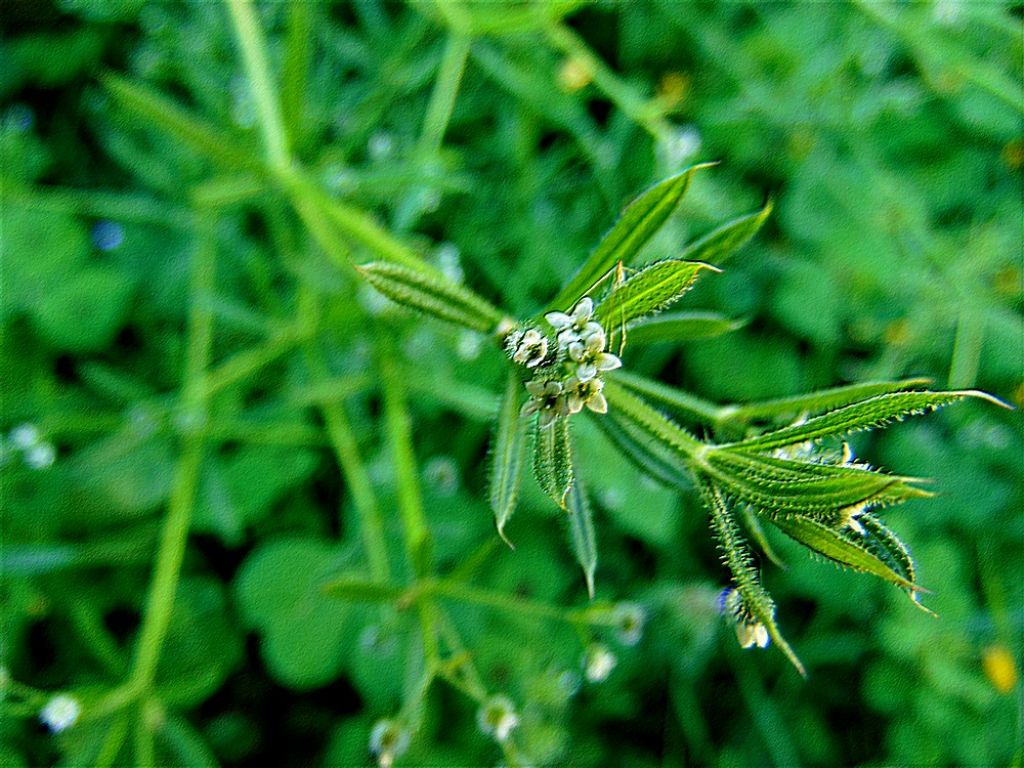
[738,504,786,569]
[625,311,746,345]
[594,259,719,327]
[358,261,505,333]
[566,475,598,599]
[102,74,260,171]
[610,370,720,424]
[548,163,714,311]
[695,476,805,676]
[322,575,406,603]
[718,378,934,425]
[602,379,702,457]
[591,407,692,490]
[767,514,921,592]
[489,372,528,546]
[679,200,773,266]
[724,389,1008,453]
[533,416,574,509]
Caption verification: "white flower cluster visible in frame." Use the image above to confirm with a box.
[2,423,55,470]
[718,587,770,650]
[506,297,622,428]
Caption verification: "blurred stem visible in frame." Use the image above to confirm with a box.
[133,701,156,767]
[427,578,605,627]
[730,649,801,768]
[94,713,130,768]
[127,219,216,695]
[226,0,290,169]
[948,309,983,388]
[544,22,669,140]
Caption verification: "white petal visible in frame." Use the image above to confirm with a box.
[525,380,547,396]
[587,393,608,414]
[568,341,586,362]
[735,623,756,649]
[754,624,771,648]
[567,395,584,414]
[595,353,622,372]
[585,331,606,353]
[572,297,594,321]
[577,363,597,382]
[545,312,573,330]
[544,381,563,395]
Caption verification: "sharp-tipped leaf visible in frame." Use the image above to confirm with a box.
[358,262,505,333]
[566,475,598,598]
[718,378,934,425]
[679,199,773,265]
[594,259,719,327]
[547,163,713,311]
[103,74,261,171]
[767,514,922,592]
[626,311,746,345]
[489,372,528,546]
[724,390,1006,453]
[591,407,692,490]
[533,416,574,509]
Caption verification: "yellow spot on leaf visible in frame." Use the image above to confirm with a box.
[983,645,1018,694]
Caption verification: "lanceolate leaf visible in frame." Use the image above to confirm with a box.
[679,199,773,266]
[533,416,574,509]
[591,407,692,490]
[625,311,746,345]
[717,378,934,425]
[695,476,805,676]
[724,390,1007,453]
[547,163,714,312]
[602,379,702,457]
[566,475,598,599]
[489,372,528,546]
[358,261,505,333]
[767,513,922,592]
[594,259,718,328]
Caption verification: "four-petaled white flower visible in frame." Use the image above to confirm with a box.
[522,380,567,428]
[568,328,621,382]
[40,694,81,733]
[565,376,608,415]
[506,328,549,369]
[477,695,520,743]
[545,297,601,346]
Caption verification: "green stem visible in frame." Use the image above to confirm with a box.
[226,0,290,169]
[419,32,471,158]
[127,220,216,694]
[427,578,593,626]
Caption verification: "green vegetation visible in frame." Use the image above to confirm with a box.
[2,2,1021,766]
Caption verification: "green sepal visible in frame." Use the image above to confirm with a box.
[358,261,505,333]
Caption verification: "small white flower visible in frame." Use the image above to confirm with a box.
[25,442,56,470]
[583,643,617,683]
[565,376,608,415]
[735,621,771,649]
[568,331,621,382]
[522,380,567,428]
[612,602,646,646]
[10,423,40,450]
[719,587,771,650]
[477,695,519,743]
[369,719,410,768]
[545,298,602,348]
[40,694,81,733]
[506,328,549,369]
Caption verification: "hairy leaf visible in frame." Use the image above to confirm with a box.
[767,514,922,592]
[358,261,505,333]
[625,310,746,345]
[489,372,528,546]
[566,475,598,598]
[724,390,1007,452]
[591,407,693,490]
[679,199,773,265]
[547,163,713,312]
[594,259,718,327]
[533,415,574,509]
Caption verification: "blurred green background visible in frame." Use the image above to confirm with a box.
[1,1,1021,766]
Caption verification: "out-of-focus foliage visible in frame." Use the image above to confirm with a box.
[1,1,1021,766]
